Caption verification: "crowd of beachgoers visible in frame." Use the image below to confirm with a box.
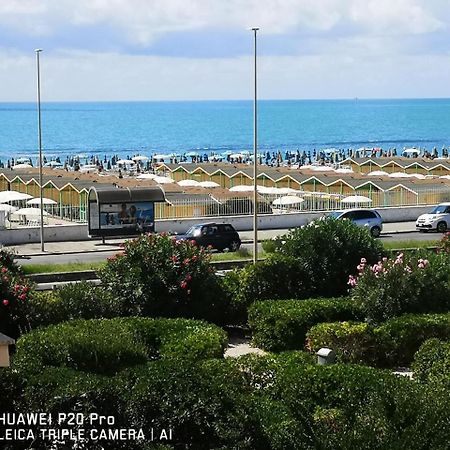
[3,145,450,173]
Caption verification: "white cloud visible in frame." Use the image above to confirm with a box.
[0,0,444,43]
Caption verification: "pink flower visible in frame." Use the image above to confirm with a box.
[180,281,188,289]
[170,255,178,263]
[382,257,388,263]
[2,299,9,306]
[404,265,412,273]
[360,258,367,264]
[185,274,192,282]
[347,275,357,287]
[1,267,8,274]
[19,294,26,301]
[183,258,190,265]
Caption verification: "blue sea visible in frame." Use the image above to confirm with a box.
[0,98,449,163]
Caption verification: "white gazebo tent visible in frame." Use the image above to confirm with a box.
[340,195,372,206]
[272,195,304,213]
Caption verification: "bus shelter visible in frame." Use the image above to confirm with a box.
[88,186,165,237]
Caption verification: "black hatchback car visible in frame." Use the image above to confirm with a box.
[176,223,241,252]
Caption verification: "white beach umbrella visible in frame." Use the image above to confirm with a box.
[16,157,32,164]
[272,196,304,206]
[277,187,301,195]
[44,161,63,167]
[388,172,412,178]
[153,176,175,184]
[116,159,135,165]
[439,175,450,180]
[229,153,246,159]
[152,154,168,160]
[136,173,157,179]
[0,191,32,202]
[341,195,372,204]
[131,155,149,162]
[199,181,220,188]
[27,197,58,206]
[177,179,200,187]
[0,204,17,213]
[309,166,335,172]
[12,163,33,170]
[335,168,354,173]
[367,170,389,176]
[13,207,49,216]
[229,185,254,192]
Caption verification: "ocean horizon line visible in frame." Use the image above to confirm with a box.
[1,96,450,105]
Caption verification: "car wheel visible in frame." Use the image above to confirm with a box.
[437,221,447,233]
[229,240,241,252]
[370,226,381,238]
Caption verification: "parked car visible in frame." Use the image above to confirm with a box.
[416,203,450,233]
[324,209,383,237]
[175,222,241,252]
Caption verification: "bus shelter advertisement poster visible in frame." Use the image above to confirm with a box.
[99,202,154,231]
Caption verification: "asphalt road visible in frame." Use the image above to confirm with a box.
[17,227,442,266]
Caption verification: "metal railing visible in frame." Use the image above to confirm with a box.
[6,187,448,226]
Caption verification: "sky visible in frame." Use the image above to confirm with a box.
[1,0,450,101]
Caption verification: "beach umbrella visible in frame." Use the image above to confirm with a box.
[116,159,134,165]
[439,175,450,180]
[272,196,304,206]
[0,204,17,213]
[229,185,254,192]
[132,155,149,162]
[367,170,389,177]
[44,161,63,167]
[0,191,32,202]
[309,166,335,172]
[13,207,49,216]
[12,163,33,170]
[185,151,200,157]
[136,173,157,179]
[335,168,354,173]
[277,187,301,195]
[16,157,32,164]
[153,176,175,184]
[177,179,200,187]
[388,172,412,178]
[152,154,168,160]
[341,195,372,204]
[402,148,420,156]
[27,197,58,206]
[199,181,220,188]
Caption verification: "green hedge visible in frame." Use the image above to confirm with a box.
[248,297,363,352]
[10,351,450,449]
[306,313,450,367]
[412,339,450,385]
[14,317,227,375]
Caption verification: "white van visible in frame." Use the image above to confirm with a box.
[416,203,450,233]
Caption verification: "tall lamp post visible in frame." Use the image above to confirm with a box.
[252,27,259,263]
[35,49,45,252]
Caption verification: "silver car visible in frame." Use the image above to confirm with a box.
[326,209,383,237]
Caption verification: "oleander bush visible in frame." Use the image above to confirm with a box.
[412,339,450,385]
[14,317,227,375]
[438,231,450,254]
[306,313,450,367]
[248,297,363,351]
[98,233,226,323]
[221,255,314,324]
[271,218,385,297]
[0,249,33,338]
[349,251,450,323]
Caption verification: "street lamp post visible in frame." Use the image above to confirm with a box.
[35,49,45,252]
[252,27,259,264]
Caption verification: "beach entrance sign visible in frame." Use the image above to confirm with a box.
[88,187,165,237]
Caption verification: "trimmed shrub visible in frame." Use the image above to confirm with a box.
[350,251,450,323]
[377,313,450,366]
[306,313,450,367]
[272,217,385,297]
[13,317,227,375]
[412,339,450,385]
[438,231,450,254]
[306,321,377,364]
[26,283,123,329]
[248,297,363,351]
[98,234,226,323]
[221,255,314,324]
[0,367,24,414]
